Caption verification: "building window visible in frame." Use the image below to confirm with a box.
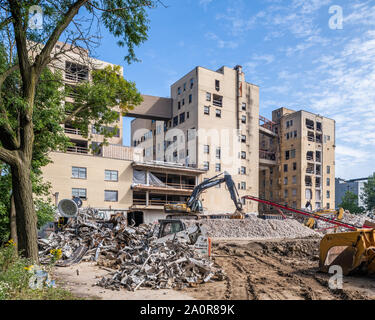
[204,145,210,154]
[242,103,246,111]
[284,189,288,198]
[216,109,221,118]
[292,188,297,196]
[294,130,297,138]
[292,175,297,184]
[183,83,186,91]
[204,106,210,115]
[326,190,330,199]
[239,182,246,190]
[327,178,330,186]
[105,170,118,182]
[241,151,246,159]
[190,78,194,89]
[215,80,220,91]
[285,151,290,160]
[182,98,185,106]
[216,147,221,159]
[284,164,288,172]
[293,162,297,170]
[327,166,331,174]
[179,112,185,124]
[215,163,221,172]
[187,112,190,119]
[284,177,288,185]
[105,190,118,202]
[206,92,211,101]
[203,161,209,170]
[241,166,246,175]
[177,87,181,95]
[327,203,330,209]
[291,149,296,158]
[241,115,246,124]
[173,116,178,127]
[72,188,87,200]
[189,94,192,104]
[72,167,86,179]
[178,101,181,110]
[241,135,246,143]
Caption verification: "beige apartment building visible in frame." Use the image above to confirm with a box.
[259,107,336,211]
[41,43,335,222]
[131,65,260,214]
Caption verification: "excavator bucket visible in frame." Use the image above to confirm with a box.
[319,229,375,275]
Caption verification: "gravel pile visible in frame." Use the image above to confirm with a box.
[184,217,320,239]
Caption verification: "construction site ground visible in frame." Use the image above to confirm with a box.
[54,238,375,300]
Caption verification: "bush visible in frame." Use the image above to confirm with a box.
[0,240,78,300]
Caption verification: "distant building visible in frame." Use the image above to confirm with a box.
[335,177,368,209]
[259,107,336,211]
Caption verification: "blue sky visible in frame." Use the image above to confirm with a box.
[91,0,375,180]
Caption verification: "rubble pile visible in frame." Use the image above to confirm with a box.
[314,211,375,234]
[96,239,225,291]
[38,213,225,291]
[184,217,320,239]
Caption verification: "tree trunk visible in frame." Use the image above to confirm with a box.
[11,161,39,263]
[9,194,18,251]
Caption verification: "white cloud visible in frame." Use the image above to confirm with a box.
[205,32,239,49]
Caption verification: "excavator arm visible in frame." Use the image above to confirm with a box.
[164,171,243,216]
[187,171,243,212]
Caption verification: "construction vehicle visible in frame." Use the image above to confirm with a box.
[154,219,211,256]
[243,195,375,276]
[304,208,344,230]
[164,171,244,219]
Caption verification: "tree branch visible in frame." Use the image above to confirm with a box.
[0,145,18,166]
[34,0,89,73]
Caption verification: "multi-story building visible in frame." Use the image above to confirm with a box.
[131,65,260,214]
[335,177,367,209]
[42,43,206,224]
[259,107,336,211]
[41,44,335,221]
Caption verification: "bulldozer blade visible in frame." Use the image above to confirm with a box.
[322,246,357,276]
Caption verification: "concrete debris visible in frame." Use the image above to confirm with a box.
[316,210,375,233]
[96,238,225,291]
[184,216,320,239]
[38,212,225,291]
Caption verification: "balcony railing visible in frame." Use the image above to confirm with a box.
[213,99,222,107]
[67,146,88,154]
[306,167,314,174]
[134,182,196,191]
[64,127,81,135]
[65,72,88,82]
[133,199,179,206]
[259,150,276,161]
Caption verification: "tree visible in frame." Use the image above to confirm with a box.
[338,190,365,214]
[0,0,159,261]
[361,173,375,213]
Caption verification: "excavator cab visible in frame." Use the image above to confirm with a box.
[319,228,375,275]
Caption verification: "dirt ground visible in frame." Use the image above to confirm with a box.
[53,238,375,300]
[53,262,195,300]
[182,238,375,300]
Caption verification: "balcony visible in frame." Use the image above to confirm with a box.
[213,94,223,107]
